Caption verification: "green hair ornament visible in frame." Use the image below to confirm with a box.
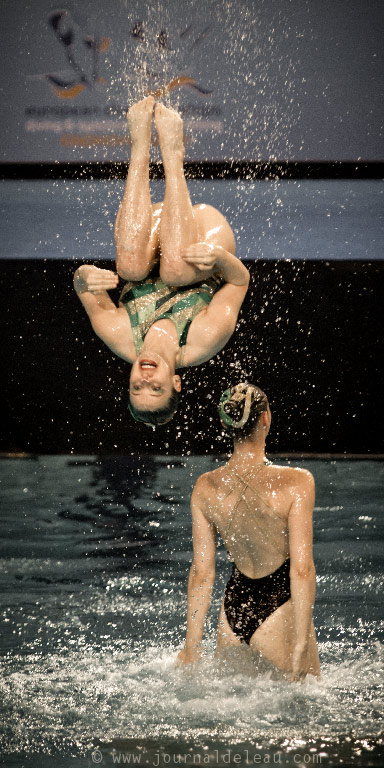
[218,389,235,426]
[218,383,260,429]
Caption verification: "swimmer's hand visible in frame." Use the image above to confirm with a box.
[176,646,203,666]
[290,644,310,682]
[182,242,218,272]
[74,265,119,294]
[183,244,249,289]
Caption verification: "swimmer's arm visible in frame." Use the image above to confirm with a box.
[288,470,317,681]
[184,243,250,290]
[73,266,135,362]
[177,481,216,666]
[194,249,249,338]
[74,265,119,312]
[204,262,249,329]
[182,275,249,365]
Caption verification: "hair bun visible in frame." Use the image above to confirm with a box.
[218,382,268,431]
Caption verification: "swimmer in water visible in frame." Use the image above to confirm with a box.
[177,383,320,681]
[74,96,249,425]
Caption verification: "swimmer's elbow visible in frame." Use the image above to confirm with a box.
[190,559,215,584]
[290,560,315,580]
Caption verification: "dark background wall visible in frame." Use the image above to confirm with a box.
[2,259,383,455]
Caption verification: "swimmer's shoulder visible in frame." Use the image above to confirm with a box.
[270,465,315,497]
[91,304,137,363]
[192,467,226,508]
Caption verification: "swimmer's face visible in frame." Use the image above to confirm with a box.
[129,353,181,411]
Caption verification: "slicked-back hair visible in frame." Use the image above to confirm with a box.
[128,387,179,426]
[221,384,268,440]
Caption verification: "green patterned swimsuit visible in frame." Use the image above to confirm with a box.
[119,273,222,357]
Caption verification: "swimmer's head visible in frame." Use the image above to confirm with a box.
[128,353,181,426]
[218,382,270,440]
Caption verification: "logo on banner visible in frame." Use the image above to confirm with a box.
[44,9,110,99]
[43,11,212,101]
[129,20,213,99]
[25,11,222,155]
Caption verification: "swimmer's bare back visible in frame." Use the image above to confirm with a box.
[181,460,320,680]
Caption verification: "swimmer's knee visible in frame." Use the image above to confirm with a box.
[117,266,150,282]
[159,260,187,287]
[116,253,150,282]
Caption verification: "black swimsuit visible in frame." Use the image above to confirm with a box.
[221,464,291,644]
[224,559,291,644]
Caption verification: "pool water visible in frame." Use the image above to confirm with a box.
[0,456,383,767]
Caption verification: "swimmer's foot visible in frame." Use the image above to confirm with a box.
[155,103,184,165]
[127,96,154,148]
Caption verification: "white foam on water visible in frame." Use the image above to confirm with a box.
[1,635,383,754]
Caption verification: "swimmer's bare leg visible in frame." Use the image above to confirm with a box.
[115,96,156,281]
[215,600,242,653]
[248,600,320,678]
[155,104,200,286]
